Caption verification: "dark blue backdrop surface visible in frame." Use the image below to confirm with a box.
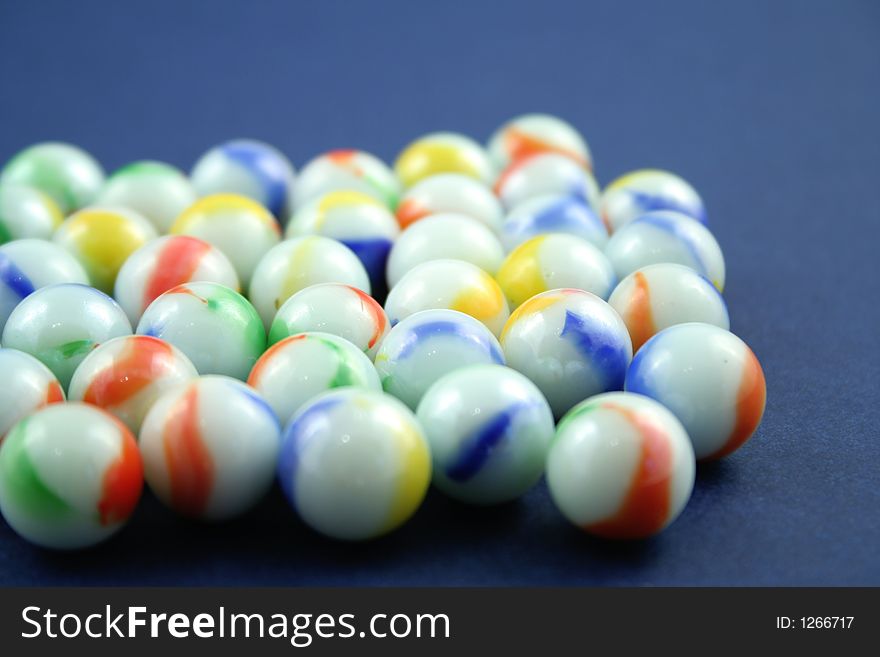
[0,0,877,586]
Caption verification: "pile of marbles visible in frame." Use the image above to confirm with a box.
[0,114,765,549]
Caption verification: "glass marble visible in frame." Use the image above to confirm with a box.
[0,348,65,440]
[601,169,706,233]
[293,149,400,210]
[394,132,493,189]
[53,206,157,294]
[604,210,726,291]
[625,323,766,460]
[384,259,510,337]
[496,234,616,310]
[248,331,381,428]
[136,282,265,381]
[139,376,280,520]
[501,193,608,252]
[286,190,399,292]
[487,113,593,172]
[0,239,89,333]
[277,388,431,541]
[0,142,105,213]
[395,173,503,233]
[113,235,240,327]
[608,263,730,352]
[68,335,198,434]
[269,283,389,359]
[375,309,505,410]
[249,236,370,330]
[2,283,132,391]
[416,364,555,505]
[0,184,63,243]
[547,392,695,539]
[495,153,600,211]
[385,213,505,289]
[500,288,632,418]
[95,160,197,233]
[190,139,296,220]
[170,193,281,289]
[0,402,143,549]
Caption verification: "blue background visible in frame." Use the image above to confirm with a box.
[0,0,877,585]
